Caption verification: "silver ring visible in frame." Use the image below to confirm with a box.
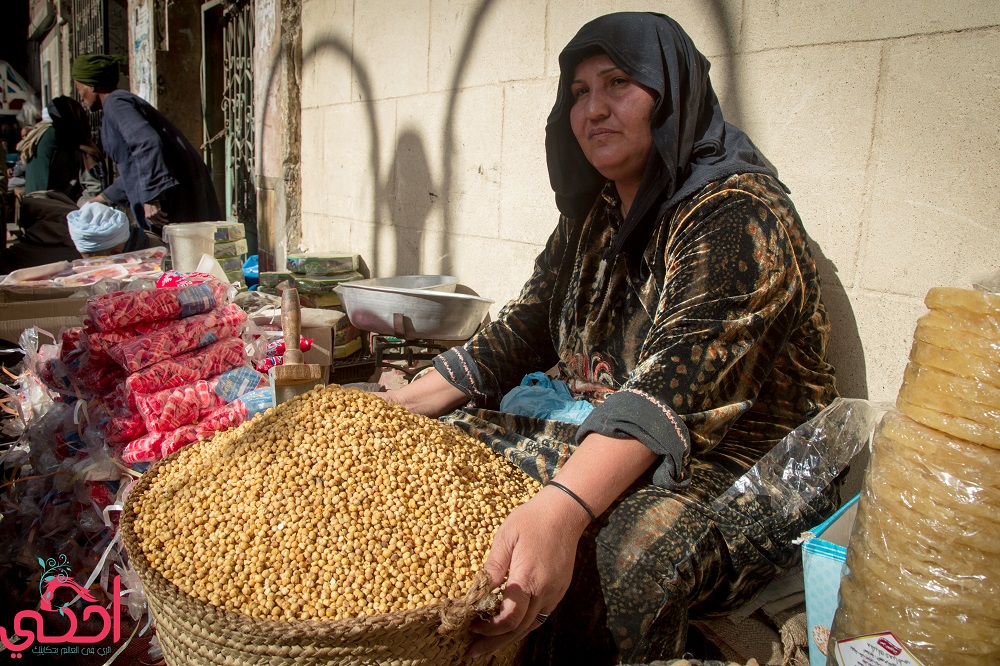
[535,612,550,625]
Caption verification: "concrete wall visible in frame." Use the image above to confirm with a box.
[295,0,1000,404]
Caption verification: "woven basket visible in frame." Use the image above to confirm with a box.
[120,455,524,666]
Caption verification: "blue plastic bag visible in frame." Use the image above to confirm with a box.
[499,371,594,424]
[243,254,259,290]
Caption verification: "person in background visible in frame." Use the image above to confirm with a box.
[68,201,164,257]
[71,54,221,232]
[20,96,104,204]
[382,12,839,665]
[0,191,82,273]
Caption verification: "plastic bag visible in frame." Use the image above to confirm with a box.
[500,371,595,424]
[712,397,880,519]
[286,252,359,276]
[85,278,233,332]
[827,286,1000,665]
[122,336,247,400]
[134,366,266,433]
[106,303,247,373]
[122,387,272,463]
[214,223,245,242]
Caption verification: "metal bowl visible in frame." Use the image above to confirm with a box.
[337,281,493,341]
[346,275,459,292]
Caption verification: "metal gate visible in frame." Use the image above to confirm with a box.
[223,0,257,251]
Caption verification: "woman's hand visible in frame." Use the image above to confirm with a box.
[381,368,469,417]
[467,485,591,658]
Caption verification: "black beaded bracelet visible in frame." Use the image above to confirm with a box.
[546,480,597,522]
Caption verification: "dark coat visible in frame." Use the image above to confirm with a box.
[99,90,222,230]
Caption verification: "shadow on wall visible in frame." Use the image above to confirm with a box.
[256,0,497,280]
[257,0,868,398]
[810,241,868,399]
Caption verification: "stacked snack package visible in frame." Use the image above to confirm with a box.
[827,286,1000,665]
[49,273,272,466]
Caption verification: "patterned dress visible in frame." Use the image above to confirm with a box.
[433,172,839,664]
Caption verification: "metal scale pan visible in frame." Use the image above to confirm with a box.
[336,275,493,343]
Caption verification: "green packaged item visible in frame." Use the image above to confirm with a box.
[217,255,244,275]
[298,292,342,308]
[259,271,295,290]
[214,223,246,242]
[215,239,249,258]
[286,252,360,276]
[294,271,364,294]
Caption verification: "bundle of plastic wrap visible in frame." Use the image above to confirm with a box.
[107,303,247,372]
[828,286,1000,665]
[86,278,232,331]
[122,387,272,463]
[134,367,267,433]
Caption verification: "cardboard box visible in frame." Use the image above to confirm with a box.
[0,297,88,346]
[801,493,860,666]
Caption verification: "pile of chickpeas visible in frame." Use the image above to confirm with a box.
[129,385,540,621]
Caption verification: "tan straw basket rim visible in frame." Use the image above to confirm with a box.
[119,446,494,647]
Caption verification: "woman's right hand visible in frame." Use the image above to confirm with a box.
[381,368,469,417]
[467,484,591,658]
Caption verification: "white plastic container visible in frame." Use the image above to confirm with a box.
[162,223,216,274]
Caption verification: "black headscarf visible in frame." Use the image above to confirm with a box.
[47,96,95,148]
[546,12,782,259]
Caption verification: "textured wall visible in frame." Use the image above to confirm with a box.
[296,0,1000,404]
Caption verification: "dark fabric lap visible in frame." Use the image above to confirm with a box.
[441,407,840,665]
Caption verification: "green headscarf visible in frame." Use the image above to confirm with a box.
[71,54,123,89]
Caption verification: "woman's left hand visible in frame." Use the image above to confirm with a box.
[467,485,591,658]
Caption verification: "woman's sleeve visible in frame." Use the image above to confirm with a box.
[578,188,806,487]
[433,218,570,407]
[102,96,178,203]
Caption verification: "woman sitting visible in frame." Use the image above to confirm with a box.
[382,12,839,664]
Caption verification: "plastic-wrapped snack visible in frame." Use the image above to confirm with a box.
[85,318,164,361]
[294,271,364,294]
[123,337,247,399]
[54,264,131,287]
[286,252,360,276]
[76,350,128,397]
[828,285,1000,665]
[263,336,313,357]
[828,411,1000,665]
[135,366,267,432]
[107,303,247,373]
[71,246,167,271]
[104,407,147,445]
[216,255,244,275]
[122,387,271,463]
[909,338,1000,388]
[215,239,249,258]
[214,223,245,243]
[897,362,1000,449]
[59,327,86,366]
[86,278,233,332]
[298,291,342,308]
